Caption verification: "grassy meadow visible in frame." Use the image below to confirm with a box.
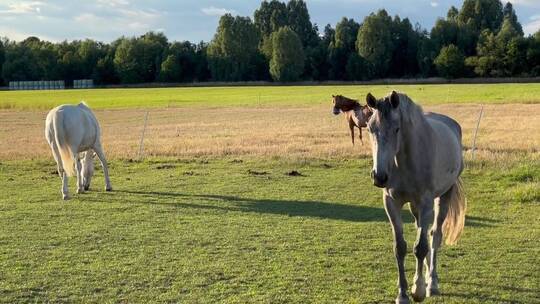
[1,83,540,110]
[0,83,539,303]
[0,157,538,303]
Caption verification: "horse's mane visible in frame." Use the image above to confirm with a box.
[395,93,425,126]
[334,95,360,110]
[78,101,90,109]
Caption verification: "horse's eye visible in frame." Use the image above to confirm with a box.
[395,128,400,133]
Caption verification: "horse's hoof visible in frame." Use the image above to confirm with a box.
[105,187,112,192]
[77,188,83,194]
[426,288,440,297]
[395,295,410,304]
[62,195,70,200]
[84,186,90,191]
[411,283,426,302]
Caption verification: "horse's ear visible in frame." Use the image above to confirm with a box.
[390,91,400,108]
[332,95,335,98]
[366,93,377,109]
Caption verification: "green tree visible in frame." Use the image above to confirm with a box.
[114,37,145,83]
[526,31,540,76]
[2,40,40,82]
[286,0,318,47]
[159,54,182,82]
[345,52,371,80]
[329,17,360,79]
[434,44,465,78]
[77,39,104,78]
[416,35,437,77]
[502,2,523,36]
[357,10,394,77]
[269,27,304,81]
[389,17,420,77]
[207,14,261,81]
[0,39,4,84]
[458,0,503,33]
[254,0,288,38]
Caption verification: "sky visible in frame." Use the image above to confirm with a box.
[0,0,539,43]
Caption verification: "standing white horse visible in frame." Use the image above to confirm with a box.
[365,91,466,303]
[45,102,112,200]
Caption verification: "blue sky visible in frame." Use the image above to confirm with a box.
[0,0,539,43]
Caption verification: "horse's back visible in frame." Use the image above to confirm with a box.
[425,112,463,196]
[46,103,100,152]
[425,112,462,141]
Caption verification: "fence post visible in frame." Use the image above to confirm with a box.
[471,106,484,161]
[138,111,149,160]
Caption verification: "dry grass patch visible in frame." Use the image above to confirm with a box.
[0,104,538,161]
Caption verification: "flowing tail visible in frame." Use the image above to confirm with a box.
[443,178,467,245]
[52,111,76,176]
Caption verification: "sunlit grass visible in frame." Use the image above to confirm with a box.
[1,83,540,110]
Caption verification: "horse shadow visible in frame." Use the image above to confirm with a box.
[114,190,399,223]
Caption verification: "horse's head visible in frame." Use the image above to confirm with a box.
[365,91,402,188]
[80,151,95,191]
[332,95,358,115]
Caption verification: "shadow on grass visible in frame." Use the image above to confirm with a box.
[116,190,394,223]
[465,215,501,227]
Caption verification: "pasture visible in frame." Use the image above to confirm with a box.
[0,83,539,303]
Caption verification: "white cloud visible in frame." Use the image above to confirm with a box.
[524,15,540,36]
[0,1,44,14]
[201,6,236,16]
[430,2,439,8]
[509,0,540,7]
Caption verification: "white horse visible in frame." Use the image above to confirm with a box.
[45,102,112,200]
[365,91,466,303]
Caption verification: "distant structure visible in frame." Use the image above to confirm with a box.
[8,79,95,90]
[9,80,65,90]
[73,79,94,89]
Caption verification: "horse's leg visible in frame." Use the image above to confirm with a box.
[349,121,355,145]
[47,139,69,200]
[410,198,434,302]
[76,155,84,194]
[427,192,450,297]
[93,144,112,191]
[358,127,364,145]
[384,195,409,304]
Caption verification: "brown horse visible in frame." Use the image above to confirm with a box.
[332,95,373,145]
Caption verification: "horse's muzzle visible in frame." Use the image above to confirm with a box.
[371,170,388,188]
[332,109,340,115]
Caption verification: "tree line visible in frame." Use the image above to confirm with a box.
[1,0,539,85]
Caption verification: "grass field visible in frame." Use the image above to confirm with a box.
[1,83,540,110]
[0,84,539,303]
[0,157,538,303]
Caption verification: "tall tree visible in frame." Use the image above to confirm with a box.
[502,2,523,36]
[434,44,465,78]
[458,0,503,33]
[357,10,394,77]
[389,17,420,77]
[254,0,288,38]
[114,37,146,83]
[0,39,4,84]
[286,0,318,47]
[329,17,360,80]
[269,26,304,81]
[207,14,261,81]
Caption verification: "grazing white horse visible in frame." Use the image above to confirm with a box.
[45,102,112,199]
[365,91,466,303]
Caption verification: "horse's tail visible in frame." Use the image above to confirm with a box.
[443,178,467,245]
[52,111,76,177]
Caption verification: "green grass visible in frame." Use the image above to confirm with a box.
[1,83,540,110]
[0,157,538,303]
